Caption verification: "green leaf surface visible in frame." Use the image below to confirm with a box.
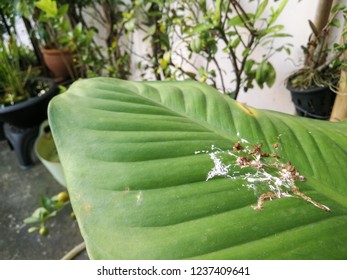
[48,78,347,259]
[228,15,245,27]
[268,0,288,27]
[255,0,268,20]
[187,23,215,35]
[35,0,58,18]
[330,18,341,28]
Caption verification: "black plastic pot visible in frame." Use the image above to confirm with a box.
[287,84,336,120]
[0,77,58,128]
[0,77,58,169]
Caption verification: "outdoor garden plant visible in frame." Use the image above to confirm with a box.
[130,0,292,98]
[23,191,71,236]
[15,0,291,98]
[287,3,347,91]
[0,36,33,105]
[48,77,347,259]
[286,2,347,120]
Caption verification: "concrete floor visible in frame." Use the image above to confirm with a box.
[0,139,88,260]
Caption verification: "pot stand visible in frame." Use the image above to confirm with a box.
[3,123,39,169]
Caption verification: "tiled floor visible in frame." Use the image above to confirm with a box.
[0,140,88,260]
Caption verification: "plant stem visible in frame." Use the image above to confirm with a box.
[61,242,86,260]
[212,57,226,93]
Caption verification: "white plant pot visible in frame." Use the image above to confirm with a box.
[35,120,66,187]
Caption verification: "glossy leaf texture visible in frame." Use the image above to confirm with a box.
[48,78,347,259]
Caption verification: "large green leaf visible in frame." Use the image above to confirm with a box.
[48,78,347,259]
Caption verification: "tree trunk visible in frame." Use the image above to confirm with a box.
[305,0,334,66]
[330,18,347,122]
[330,72,347,122]
[314,0,334,32]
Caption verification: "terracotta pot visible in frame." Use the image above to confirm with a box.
[41,48,74,79]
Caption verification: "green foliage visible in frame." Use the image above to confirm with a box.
[49,78,347,259]
[0,37,30,105]
[33,0,70,49]
[35,0,58,18]
[0,0,16,38]
[15,0,291,91]
[131,0,291,99]
[23,191,72,236]
[17,0,131,79]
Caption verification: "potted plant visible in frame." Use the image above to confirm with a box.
[0,36,58,168]
[31,0,76,80]
[131,0,292,99]
[0,36,58,127]
[286,3,347,120]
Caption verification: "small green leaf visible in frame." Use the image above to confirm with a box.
[57,3,69,17]
[268,33,292,38]
[230,37,241,48]
[188,23,215,35]
[255,61,267,88]
[242,48,250,58]
[213,0,222,25]
[16,1,34,19]
[190,37,203,53]
[40,196,54,212]
[147,24,156,36]
[60,19,70,32]
[124,18,136,32]
[259,25,284,37]
[35,0,58,17]
[73,23,82,37]
[255,0,268,19]
[23,216,40,224]
[24,207,48,224]
[330,18,341,28]
[184,72,197,79]
[28,227,39,233]
[244,59,255,74]
[228,15,244,27]
[332,3,346,13]
[163,51,171,62]
[265,62,276,87]
[268,0,288,26]
[111,40,118,49]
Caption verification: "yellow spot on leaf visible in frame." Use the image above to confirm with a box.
[83,203,92,212]
[237,103,256,116]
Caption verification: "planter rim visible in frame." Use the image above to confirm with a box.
[286,82,331,94]
[41,47,72,55]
